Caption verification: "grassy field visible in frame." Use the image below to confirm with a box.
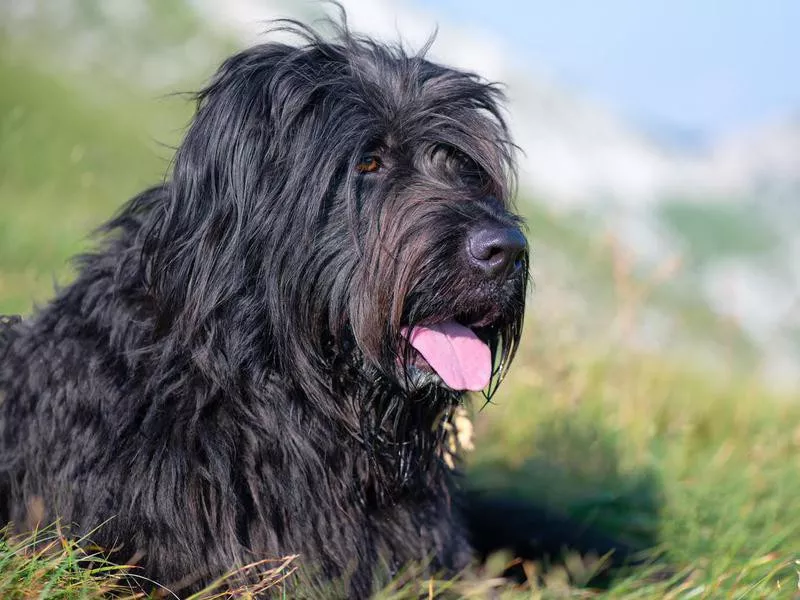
[2,19,800,600]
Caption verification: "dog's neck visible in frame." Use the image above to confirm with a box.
[285,348,463,504]
[347,372,463,502]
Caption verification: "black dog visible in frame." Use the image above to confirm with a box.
[0,17,634,598]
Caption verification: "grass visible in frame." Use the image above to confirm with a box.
[1,11,800,600]
[0,526,132,599]
[465,323,800,597]
[0,43,189,313]
[0,524,299,599]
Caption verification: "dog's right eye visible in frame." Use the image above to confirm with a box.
[356,155,382,174]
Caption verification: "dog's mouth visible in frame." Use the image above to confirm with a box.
[399,310,499,392]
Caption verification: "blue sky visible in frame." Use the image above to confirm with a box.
[416,0,799,138]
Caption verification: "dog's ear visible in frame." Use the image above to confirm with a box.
[140,37,365,389]
[141,44,300,345]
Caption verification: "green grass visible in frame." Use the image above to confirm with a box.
[0,40,192,313]
[0,525,299,599]
[0,526,132,599]
[1,13,799,600]
[464,327,800,597]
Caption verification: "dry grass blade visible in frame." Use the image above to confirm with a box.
[185,555,299,599]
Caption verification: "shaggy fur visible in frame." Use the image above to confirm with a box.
[0,16,632,598]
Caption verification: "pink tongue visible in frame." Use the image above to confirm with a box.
[401,320,492,391]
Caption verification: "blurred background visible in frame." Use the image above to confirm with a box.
[1,2,799,592]
[1,0,797,390]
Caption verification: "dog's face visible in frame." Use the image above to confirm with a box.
[153,21,528,399]
[349,116,528,396]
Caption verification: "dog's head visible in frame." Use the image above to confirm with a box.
[143,17,527,401]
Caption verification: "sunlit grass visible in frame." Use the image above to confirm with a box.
[0,41,188,314]
[0,524,299,599]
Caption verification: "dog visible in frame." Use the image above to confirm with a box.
[0,15,636,598]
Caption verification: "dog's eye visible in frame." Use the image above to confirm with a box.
[356,155,381,174]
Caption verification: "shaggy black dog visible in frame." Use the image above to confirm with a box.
[0,17,634,598]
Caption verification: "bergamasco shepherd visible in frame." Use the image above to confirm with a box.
[0,12,635,598]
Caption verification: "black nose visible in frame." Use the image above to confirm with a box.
[466,225,527,278]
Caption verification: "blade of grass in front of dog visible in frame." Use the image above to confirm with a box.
[184,555,298,599]
[0,525,135,599]
[0,525,301,599]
